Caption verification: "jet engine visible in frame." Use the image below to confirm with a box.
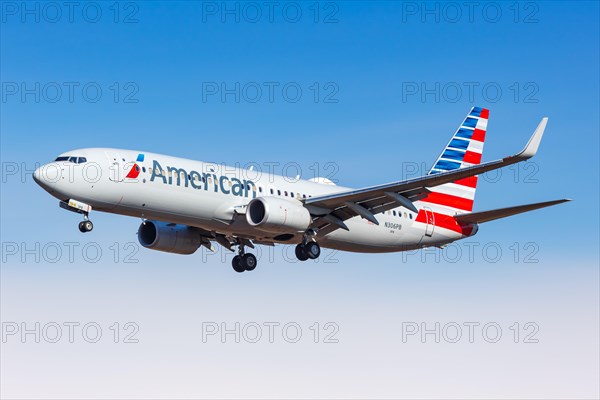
[246,196,311,234]
[137,220,202,254]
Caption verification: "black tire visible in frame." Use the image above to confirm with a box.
[242,253,257,271]
[295,244,308,261]
[83,220,93,232]
[78,221,86,233]
[232,255,245,273]
[305,242,321,259]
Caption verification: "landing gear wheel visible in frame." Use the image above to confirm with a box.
[295,244,309,261]
[241,253,257,271]
[232,255,245,273]
[78,220,93,233]
[305,242,321,259]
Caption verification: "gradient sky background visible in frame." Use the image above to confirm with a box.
[1,1,599,399]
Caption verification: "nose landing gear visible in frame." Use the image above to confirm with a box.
[59,200,94,233]
[78,213,93,233]
[78,219,94,233]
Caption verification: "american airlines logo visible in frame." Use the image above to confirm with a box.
[149,160,257,198]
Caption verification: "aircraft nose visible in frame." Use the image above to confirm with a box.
[33,164,59,193]
[33,167,41,184]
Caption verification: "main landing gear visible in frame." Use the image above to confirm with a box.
[295,241,321,261]
[78,214,93,233]
[231,245,257,273]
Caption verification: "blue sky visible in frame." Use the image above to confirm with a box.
[2,1,598,249]
[1,2,599,398]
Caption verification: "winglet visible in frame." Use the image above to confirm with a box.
[513,117,548,160]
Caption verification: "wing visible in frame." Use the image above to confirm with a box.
[305,118,548,236]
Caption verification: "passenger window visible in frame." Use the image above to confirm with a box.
[142,167,146,173]
[302,194,306,198]
[284,191,288,196]
[270,188,274,195]
[290,192,295,198]
[409,214,413,219]
[393,211,396,216]
[259,187,263,193]
[277,190,281,196]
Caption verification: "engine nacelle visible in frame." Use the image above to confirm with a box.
[137,220,202,255]
[246,196,311,234]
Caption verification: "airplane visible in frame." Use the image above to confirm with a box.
[33,107,570,272]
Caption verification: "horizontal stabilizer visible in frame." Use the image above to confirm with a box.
[455,199,571,225]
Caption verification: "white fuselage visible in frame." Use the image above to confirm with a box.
[34,148,472,253]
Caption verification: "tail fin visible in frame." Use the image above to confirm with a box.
[418,106,489,215]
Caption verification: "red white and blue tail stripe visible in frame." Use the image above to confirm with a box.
[417,106,489,215]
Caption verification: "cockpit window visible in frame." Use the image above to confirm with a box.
[54,156,87,163]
